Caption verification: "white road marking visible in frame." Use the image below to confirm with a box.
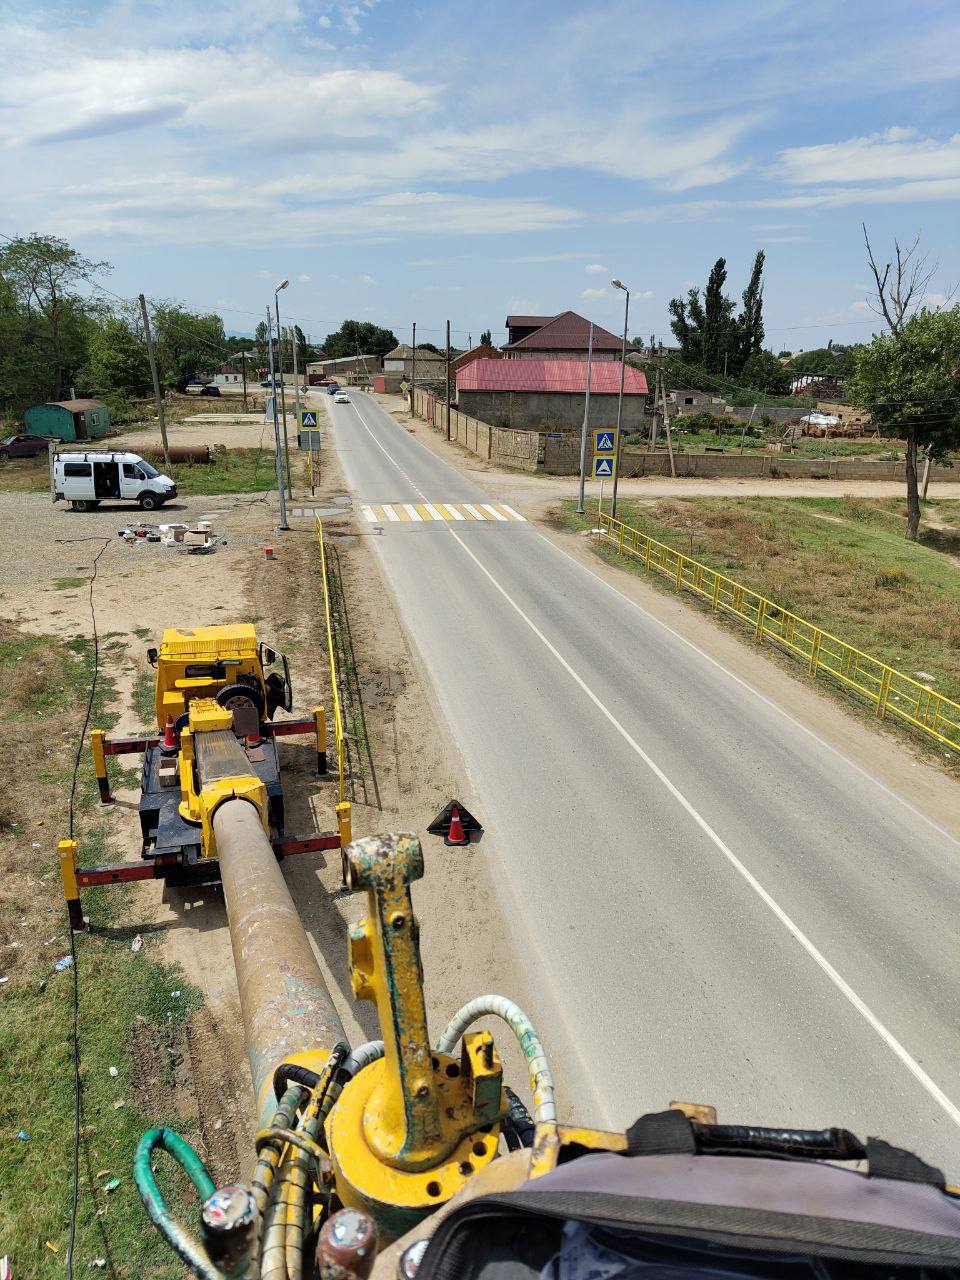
[423,503,445,521]
[402,503,423,521]
[463,504,487,520]
[345,391,960,1132]
[383,504,400,521]
[481,503,508,521]
[361,505,376,522]
[439,503,465,520]
[500,504,526,521]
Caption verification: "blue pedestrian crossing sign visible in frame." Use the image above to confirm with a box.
[298,408,318,428]
[593,429,617,456]
[592,456,615,478]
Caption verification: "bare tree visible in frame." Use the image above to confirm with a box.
[862,223,943,335]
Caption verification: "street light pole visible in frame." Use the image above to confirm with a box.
[290,326,302,436]
[610,279,630,520]
[275,280,292,498]
[266,307,289,531]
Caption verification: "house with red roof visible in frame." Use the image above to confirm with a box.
[456,358,648,432]
[503,311,637,361]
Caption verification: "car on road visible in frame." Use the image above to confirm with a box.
[0,433,55,459]
[199,384,221,397]
[333,392,350,404]
[326,383,340,395]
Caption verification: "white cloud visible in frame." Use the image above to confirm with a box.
[581,287,608,299]
[358,273,377,284]
[638,289,654,300]
[776,127,960,186]
[585,263,609,274]
[849,300,871,314]
[297,273,312,283]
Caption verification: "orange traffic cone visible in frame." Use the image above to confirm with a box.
[160,715,177,754]
[446,804,469,846]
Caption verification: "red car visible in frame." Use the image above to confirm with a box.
[0,434,54,459]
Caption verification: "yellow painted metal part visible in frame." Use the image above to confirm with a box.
[90,729,107,785]
[153,623,267,730]
[177,698,268,856]
[326,833,504,1241]
[58,838,79,902]
[529,1122,627,1178]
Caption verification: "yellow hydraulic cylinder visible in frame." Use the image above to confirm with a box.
[325,833,504,1241]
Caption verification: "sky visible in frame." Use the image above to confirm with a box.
[2,0,959,352]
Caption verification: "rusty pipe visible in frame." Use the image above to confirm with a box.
[214,798,346,1122]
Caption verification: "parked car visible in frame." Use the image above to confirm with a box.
[0,433,54,459]
[52,451,177,511]
[333,392,350,404]
[200,384,221,397]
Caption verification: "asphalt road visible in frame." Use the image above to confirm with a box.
[327,388,960,1177]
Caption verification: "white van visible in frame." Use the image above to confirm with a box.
[52,451,177,512]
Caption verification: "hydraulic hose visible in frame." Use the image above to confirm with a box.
[436,996,556,1125]
[134,1128,220,1280]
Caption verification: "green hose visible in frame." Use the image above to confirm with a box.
[134,1127,223,1280]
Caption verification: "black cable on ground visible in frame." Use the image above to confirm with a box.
[65,539,111,1280]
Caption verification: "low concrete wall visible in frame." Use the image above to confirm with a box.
[458,388,646,432]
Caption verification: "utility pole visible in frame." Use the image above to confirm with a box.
[274,293,292,498]
[138,293,171,469]
[266,307,289,531]
[411,322,416,416]
[290,326,302,440]
[660,361,677,479]
[445,318,451,440]
[649,348,662,451]
[240,350,248,412]
[610,280,630,520]
[576,322,594,514]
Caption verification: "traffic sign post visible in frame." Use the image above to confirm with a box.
[297,408,319,495]
[297,408,318,429]
[591,430,618,523]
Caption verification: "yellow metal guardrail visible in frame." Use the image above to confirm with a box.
[596,508,960,754]
[316,518,352,847]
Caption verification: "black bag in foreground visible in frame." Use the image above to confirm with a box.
[416,1112,960,1280]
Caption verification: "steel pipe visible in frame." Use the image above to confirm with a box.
[214,798,346,1122]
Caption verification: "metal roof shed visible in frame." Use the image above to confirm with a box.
[23,399,111,441]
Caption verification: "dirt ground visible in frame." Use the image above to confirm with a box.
[3,432,530,1179]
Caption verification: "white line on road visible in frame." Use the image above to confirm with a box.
[402,503,423,521]
[423,503,445,521]
[481,503,509,521]
[384,505,400,521]
[463,504,487,520]
[361,505,376,523]
[346,391,960,1132]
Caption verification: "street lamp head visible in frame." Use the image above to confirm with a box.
[611,279,627,292]
[275,279,289,294]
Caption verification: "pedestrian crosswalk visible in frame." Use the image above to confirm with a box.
[360,502,525,524]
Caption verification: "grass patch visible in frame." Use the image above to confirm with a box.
[53,576,88,590]
[562,495,960,759]
[168,447,283,495]
[131,669,155,728]
[0,619,205,1276]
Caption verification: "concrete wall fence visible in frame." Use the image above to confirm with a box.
[408,389,952,483]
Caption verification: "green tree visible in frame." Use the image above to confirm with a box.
[83,308,152,399]
[151,304,226,391]
[850,308,960,539]
[668,286,706,364]
[416,341,440,354]
[323,320,397,359]
[740,349,791,395]
[480,329,493,347]
[734,251,765,372]
[701,258,736,374]
[0,234,109,401]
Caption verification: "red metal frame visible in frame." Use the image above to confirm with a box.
[74,832,341,888]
